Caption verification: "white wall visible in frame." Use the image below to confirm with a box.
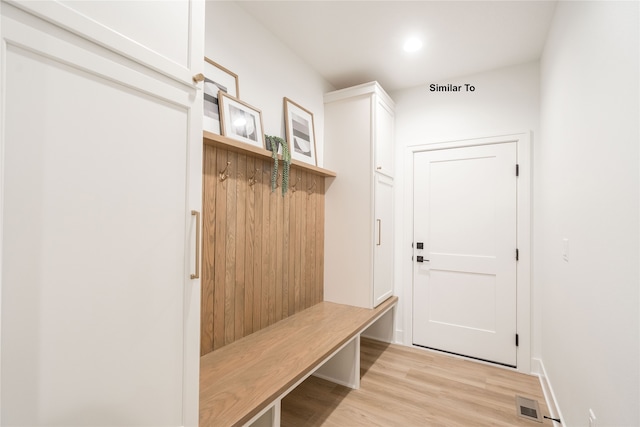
[205,1,334,166]
[390,62,540,351]
[538,2,639,426]
[393,62,540,145]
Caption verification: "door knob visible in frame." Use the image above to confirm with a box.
[416,256,429,263]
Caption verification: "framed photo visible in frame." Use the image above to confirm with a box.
[219,92,265,148]
[284,98,317,166]
[203,57,239,134]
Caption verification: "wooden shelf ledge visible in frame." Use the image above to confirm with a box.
[203,131,337,178]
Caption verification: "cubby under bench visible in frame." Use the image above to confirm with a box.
[199,296,398,427]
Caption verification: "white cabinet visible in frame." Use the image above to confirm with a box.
[323,82,395,309]
[374,96,395,177]
[0,2,203,425]
[373,173,394,306]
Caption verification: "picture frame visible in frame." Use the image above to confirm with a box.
[219,92,265,149]
[284,97,317,166]
[203,57,239,134]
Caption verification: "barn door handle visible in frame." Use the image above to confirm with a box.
[191,210,201,279]
[377,219,382,246]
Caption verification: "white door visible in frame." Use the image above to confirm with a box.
[0,2,202,425]
[374,95,394,177]
[373,173,394,307]
[412,143,517,367]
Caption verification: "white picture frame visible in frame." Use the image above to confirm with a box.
[219,92,265,149]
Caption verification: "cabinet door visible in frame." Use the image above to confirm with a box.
[9,0,199,83]
[373,174,394,307]
[0,2,203,426]
[374,96,395,177]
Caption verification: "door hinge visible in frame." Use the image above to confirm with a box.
[516,248,519,261]
[516,334,519,347]
[516,164,520,177]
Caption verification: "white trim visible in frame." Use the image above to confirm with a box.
[402,148,414,348]
[5,0,196,88]
[516,132,532,374]
[394,328,404,344]
[324,80,395,108]
[533,358,565,427]
[182,2,204,425]
[403,132,532,374]
[0,0,5,414]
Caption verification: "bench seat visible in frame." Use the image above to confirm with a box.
[199,296,398,427]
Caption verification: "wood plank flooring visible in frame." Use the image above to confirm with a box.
[282,338,552,426]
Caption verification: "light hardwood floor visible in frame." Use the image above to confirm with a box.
[282,338,552,426]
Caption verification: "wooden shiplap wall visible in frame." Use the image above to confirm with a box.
[201,145,325,355]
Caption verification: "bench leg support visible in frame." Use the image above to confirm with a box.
[313,336,361,389]
[244,399,281,427]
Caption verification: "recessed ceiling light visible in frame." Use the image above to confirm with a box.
[403,37,422,53]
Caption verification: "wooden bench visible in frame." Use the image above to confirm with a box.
[199,296,398,427]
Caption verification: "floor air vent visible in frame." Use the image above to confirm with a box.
[516,396,543,423]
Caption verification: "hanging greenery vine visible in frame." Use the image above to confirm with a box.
[264,135,291,196]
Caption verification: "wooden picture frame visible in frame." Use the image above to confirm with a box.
[219,92,265,149]
[203,57,239,134]
[284,98,317,166]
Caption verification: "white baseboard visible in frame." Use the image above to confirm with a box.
[533,357,564,427]
[394,328,404,344]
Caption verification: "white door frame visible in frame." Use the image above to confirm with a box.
[402,133,531,374]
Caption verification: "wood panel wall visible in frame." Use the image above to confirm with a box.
[201,145,325,355]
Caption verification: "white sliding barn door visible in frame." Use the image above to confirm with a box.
[0,1,203,425]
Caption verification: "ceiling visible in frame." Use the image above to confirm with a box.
[237,1,558,92]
